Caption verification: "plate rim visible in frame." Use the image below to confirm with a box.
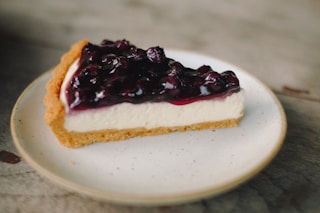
[10,50,287,206]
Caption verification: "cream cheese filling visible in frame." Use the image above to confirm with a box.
[60,59,244,132]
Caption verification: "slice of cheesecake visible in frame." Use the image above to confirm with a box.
[44,39,244,147]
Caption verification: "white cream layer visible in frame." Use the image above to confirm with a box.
[60,59,244,132]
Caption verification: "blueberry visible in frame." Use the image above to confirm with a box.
[146,47,166,63]
[162,76,179,89]
[126,47,147,61]
[81,43,99,60]
[204,71,220,82]
[114,39,130,51]
[204,71,224,92]
[101,54,117,64]
[102,54,128,73]
[221,70,239,89]
[83,43,98,53]
[161,76,181,97]
[197,65,213,73]
[167,61,183,76]
[101,39,114,47]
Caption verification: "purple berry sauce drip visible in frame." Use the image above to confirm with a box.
[65,39,240,111]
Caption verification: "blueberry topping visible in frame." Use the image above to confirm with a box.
[65,39,240,110]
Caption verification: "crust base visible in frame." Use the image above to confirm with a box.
[44,40,243,148]
[53,117,241,148]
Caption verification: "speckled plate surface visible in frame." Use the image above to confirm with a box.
[11,50,287,206]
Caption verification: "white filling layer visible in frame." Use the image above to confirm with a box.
[60,59,244,132]
[64,92,243,132]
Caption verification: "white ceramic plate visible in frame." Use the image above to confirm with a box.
[11,50,287,206]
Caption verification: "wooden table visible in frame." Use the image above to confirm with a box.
[1,0,319,212]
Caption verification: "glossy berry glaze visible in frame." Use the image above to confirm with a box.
[65,39,240,111]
